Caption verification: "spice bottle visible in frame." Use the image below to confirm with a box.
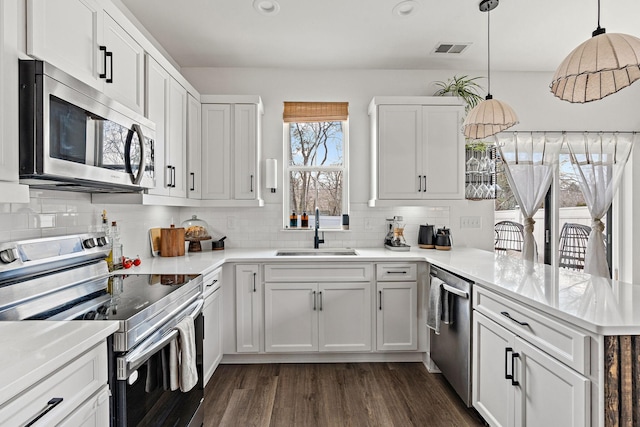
[301,211,309,228]
[290,211,298,228]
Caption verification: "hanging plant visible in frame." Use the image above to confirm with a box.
[433,75,484,113]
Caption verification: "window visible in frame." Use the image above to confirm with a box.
[283,102,349,229]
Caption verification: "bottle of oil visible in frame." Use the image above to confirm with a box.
[301,211,309,228]
[102,211,113,270]
[110,221,123,270]
[290,211,298,228]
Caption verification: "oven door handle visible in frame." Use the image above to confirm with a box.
[118,298,204,379]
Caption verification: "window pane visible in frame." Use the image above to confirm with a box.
[558,153,596,271]
[289,170,343,228]
[289,122,343,166]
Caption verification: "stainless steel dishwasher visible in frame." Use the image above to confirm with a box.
[429,265,473,406]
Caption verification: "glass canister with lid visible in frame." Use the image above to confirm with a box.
[181,215,212,252]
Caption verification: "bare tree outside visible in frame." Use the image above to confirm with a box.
[289,122,344,220]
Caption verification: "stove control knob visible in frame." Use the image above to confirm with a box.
[0,248,18,264]
[96,237,108,247]
[83,238,96,249]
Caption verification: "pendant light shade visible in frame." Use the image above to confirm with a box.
[550,33,640,103]
[462,0,518,140]
[550,0,640,103]
[463,96,519,140]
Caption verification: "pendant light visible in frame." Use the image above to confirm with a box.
[550,0,640,103]
[463,0,518,140]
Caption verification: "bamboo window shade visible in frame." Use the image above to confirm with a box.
[283,102,348,123]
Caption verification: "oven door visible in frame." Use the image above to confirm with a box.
[112,300,204,427]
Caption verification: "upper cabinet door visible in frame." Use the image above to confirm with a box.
[167,78,187,198]
[201,104,232,200]
[27,0,104,90]
[187,94,202,199]
[233,104,258,200]
[377,105,423,200]
[145,56,170,197]
[422,106,464,199]
[102,12,144,114]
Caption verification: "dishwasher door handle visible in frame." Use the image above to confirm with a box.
[441,283,469,299]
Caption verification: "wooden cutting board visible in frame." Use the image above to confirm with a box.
[160,227,185,257]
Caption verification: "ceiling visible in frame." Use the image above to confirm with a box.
[119,0,640,72]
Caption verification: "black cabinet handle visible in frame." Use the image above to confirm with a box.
[511,352,521,386]
[99,46,108,79]
[379,290,382,310]
[505,347,513,380]
[172,166,177,188]
[25,397,64,427]
[423,176,427,192]
[206,279,218,288]
[418,175,422,192]
[250,174,254,192]
[312,291,316,311]
[501,311,530,327]
[252,272,256,292]
[387,271,407,274]
[190,172,195,191]
[106,50,113,83]
[318,291,323,311]
[167,165,172,188]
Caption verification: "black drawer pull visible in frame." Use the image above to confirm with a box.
[379,290,382,310]
[206,279,218,288]
[501,311,530,327]
[386,271,407,274]
[505,347,513,380]
[511,352,521,386]
[25,397,64,426]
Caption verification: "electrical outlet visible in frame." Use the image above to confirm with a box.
[227,216,237,230]
[364,218,373,231]
[460,216,481,229]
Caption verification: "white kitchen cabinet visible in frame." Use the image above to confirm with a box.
[0,0,29,201]
[187,94,202,199]
[0,342,109,426]
[235,264,261,353]
[58,386,110,427]
[264,281,371,353]
[473,311,590,427]
[145,55,187,198]
[27,0,145,114]
[200,96,263,206]
[203,269,223,385]
[368,97,464,206]
[265,282,318,352]
[376,281,418,351]
[102,12,144,114]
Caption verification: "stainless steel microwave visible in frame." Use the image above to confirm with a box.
[19,60,155,193]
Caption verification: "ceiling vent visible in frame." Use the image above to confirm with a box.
[432,42,472,55]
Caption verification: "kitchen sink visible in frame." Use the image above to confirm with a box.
[275,248,358,256]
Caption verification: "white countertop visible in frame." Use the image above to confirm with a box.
[127,247,640,335]
[0,321,119,405]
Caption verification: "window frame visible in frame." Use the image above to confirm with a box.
[282,120,350,230]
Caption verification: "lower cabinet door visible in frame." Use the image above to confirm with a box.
[264,282,318,352]
[58,385,110,427]
[473,312,515,427]
[318,282,371,352]
[203,287,223,385]
[376,281,417,351]
[514,336,590,427]
[235,264,260,353]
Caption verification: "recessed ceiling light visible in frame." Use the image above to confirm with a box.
[253,0,280,16]
[392,0,421,17]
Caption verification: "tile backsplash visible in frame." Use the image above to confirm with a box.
[0,190,458,255]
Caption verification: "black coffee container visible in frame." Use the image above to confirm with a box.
[418,224,435,249]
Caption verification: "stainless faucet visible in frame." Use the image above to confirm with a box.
[314,207,324,249]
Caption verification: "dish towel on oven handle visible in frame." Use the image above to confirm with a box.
[426,276,453,334]
[169,316,198,392]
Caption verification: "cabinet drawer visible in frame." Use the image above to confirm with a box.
[376,264,417,281]
[474,287,589,374]
[203,267,222,297]
[265,264,372,282]
[0,342,108,426]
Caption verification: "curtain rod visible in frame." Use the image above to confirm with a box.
[495,131,638,134]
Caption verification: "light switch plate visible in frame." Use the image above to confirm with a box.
[460,216,481,228]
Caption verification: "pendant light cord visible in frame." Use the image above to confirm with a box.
[487,5,491,98]
[593,0,605,36]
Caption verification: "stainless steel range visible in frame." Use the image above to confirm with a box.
[0,233,204,427]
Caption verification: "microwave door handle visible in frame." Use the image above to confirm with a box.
[125,124,146,185]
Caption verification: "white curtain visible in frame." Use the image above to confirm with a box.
[565,133,634,277]
[495,132,564,263]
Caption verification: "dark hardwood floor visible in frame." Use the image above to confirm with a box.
[204,363,486,427]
